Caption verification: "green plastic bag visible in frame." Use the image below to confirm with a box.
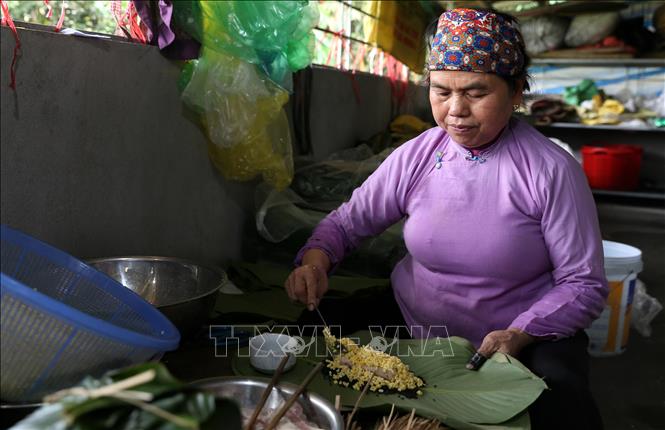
[176,59,197,93]
[171,1,203,42]
[173,1,319,85]
[174,1,311,188]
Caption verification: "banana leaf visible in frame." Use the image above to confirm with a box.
[232,333,546,430]
[225,261,390,295]
[215,261,390,322]
[9,363,242,430]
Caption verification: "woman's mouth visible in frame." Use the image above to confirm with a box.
[448,124,475,134]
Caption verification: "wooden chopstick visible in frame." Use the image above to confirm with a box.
[264,361,325,430]
[244,353,292,430]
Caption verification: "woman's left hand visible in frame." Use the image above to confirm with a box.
[468,328,534,370]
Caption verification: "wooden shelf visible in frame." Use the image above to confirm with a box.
[531,58,665,67]
[592,189,665,202]
[535,122,665,133]
[510,1,628,18]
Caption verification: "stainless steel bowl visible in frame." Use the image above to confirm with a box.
[87,256,225,337]
[0,402,41,428]
[193,377,344,430]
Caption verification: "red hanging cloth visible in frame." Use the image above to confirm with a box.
[111,1,146,43]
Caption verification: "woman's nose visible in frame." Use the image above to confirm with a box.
[449,95,469,117]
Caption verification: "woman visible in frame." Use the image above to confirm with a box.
[285,8,607,429]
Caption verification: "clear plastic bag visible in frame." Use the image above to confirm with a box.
[207,110,294,191]
[254,182,407,274]
[174,1,319,189]
[181,49,288,148]
[173,2,321,189]
[292,146,394,206]
[631,279,663,338]
[254,143,408,274]
[180,48,293,189]
[255,183,324,243]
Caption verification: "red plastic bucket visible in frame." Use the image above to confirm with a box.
[581,144,643,190]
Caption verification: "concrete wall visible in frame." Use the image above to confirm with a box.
[308,66,431,160]
[1,26,431,266]
[1,26,254,266]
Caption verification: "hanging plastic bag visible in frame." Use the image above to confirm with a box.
[171,1,203,42]
[179,48,293,189]
[180,48,288,148]
[173,2,312,188]
[173,0,318,85]
[207,110,294,190]
[285,4,319,71]
[177,59,197,93]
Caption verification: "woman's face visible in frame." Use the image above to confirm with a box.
[429,70,523,148]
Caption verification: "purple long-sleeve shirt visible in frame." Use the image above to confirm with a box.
[297,118,608,346]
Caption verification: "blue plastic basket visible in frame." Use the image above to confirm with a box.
[0,225,180,402]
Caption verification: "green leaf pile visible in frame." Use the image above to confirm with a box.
[10,363,242,430]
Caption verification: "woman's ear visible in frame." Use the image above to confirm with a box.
[511,79,526,105]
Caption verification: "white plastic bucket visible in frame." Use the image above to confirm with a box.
[586,240,643,357]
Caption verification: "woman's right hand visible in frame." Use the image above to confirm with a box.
[284,249,331,311]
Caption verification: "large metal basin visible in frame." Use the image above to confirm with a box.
[88,256,225,337]
[193,377,344,430]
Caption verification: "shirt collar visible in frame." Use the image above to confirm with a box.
[448,119,514,161]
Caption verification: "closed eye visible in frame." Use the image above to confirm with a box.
[467,92,487,98]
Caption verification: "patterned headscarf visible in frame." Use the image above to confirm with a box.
[428,8,525,77]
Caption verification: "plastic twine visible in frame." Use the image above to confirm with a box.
[43,0,53,19]
[325,30,345,68]
[53,0,66,32]
[1,0,21,90]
